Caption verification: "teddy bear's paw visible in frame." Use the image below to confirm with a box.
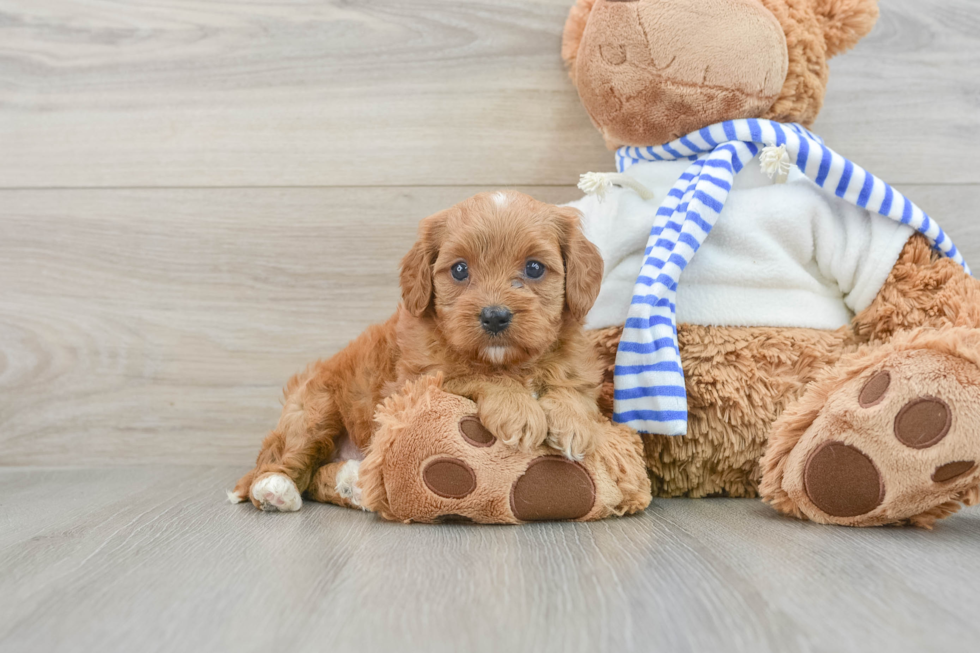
[364,380,647,524]
[250,473,303,512]
[388,411,597,523]
[419,447,596,523]
[777,348,980,527]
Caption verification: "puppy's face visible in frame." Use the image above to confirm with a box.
[400,191,603,367]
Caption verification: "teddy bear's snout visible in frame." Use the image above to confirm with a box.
[574,0,789,148]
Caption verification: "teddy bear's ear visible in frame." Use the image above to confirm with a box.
[813,0,880,58]
[561,0,598,82]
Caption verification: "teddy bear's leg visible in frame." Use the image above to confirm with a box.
[357,376,651,524]
[760,328,980,528]
[590,324,847,498]
[760,235,980,527]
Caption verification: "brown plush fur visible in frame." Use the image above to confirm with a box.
[593,323,850,497]
[359,375,651,523]
[812,0,880,57]
[757,0,877,126]
[852,235,980,341]
[561,0,597,79]
[594,235,980,518]
[756,236,980,527]
[760,330,980,528]
[563,0,789,148]
[234,191,611,508]
[562,0,879,148]
[564,0,979,529]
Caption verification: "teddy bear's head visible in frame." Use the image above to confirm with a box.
[562,0,879,149]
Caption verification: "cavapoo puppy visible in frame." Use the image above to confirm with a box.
[231,191,606,512]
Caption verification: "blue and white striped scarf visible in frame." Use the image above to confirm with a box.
[610,119,969,436]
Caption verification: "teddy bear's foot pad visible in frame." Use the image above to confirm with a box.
[773,347,980,527]
[803,442,885,518]
[933,461,978,482]
[423,458,477,499]
[510,457,595,521]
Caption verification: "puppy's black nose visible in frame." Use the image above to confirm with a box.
[480,306,512,335]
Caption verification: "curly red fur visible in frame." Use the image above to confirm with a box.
[235,191,608,508]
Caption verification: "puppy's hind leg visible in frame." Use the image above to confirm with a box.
[306,460,365,510]
[231,368,342,512]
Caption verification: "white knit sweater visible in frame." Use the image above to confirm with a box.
[568,158,914,331]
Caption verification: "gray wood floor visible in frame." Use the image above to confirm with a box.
[2,1,980,651]
[2,466,979,653]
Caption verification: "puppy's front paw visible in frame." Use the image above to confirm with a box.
[546,416,601,461]
[478,393,548,453]
[250,473,302,512]
[541,393,602,461]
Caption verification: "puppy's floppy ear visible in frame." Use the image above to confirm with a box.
[400,209,448,317]
[556,206,603,323]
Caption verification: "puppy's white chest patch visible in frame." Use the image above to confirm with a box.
[482,346,507,364]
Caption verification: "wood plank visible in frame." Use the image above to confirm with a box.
[0,0,977,188]
[1,185,977,465]
[0,186,581,465]
[813,0,980,180]
[0,466,978,653]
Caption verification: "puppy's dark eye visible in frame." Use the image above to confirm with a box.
[525,260,545,279]
[451,261,468,281]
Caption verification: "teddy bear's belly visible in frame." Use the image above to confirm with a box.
[591,321,852,497]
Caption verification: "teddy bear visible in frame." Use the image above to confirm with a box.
[560,0,980,528]
[342,0,980,529]
[273,0,978,528]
